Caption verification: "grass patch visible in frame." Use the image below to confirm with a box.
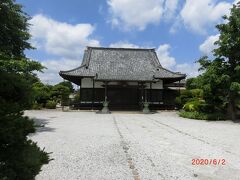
[179,111,226,120]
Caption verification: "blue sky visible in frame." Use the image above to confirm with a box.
[17,0,237,84]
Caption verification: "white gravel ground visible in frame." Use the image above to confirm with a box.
[25,110,240,180]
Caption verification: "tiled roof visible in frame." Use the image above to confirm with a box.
[59,47,186,82]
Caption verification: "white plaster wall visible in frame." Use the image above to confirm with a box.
[81,78,162,89]
[95,81,104,88]
[81,78,104,88]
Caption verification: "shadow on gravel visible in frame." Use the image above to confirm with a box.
[32,118,55,133]
[233,120,240,124]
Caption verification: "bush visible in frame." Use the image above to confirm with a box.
[179,111,226,120]
[32,102,43,110]
[183,99,205,112]
[45,100,57,109]
[191,89,203,98]
[0,109,50,179]
[186,77,202,89]
[175,89,204,108]
[180,90,193,103]
[237,99,240,110]
[61,96,69,106]
[72,93,80,104]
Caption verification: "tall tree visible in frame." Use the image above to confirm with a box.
[0,0,32,59]
[198,2,240,120]
[0,0,49,179]
[213,2,240,120]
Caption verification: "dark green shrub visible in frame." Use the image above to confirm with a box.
[198,103,214,113]
[175,90,192,108]
[186,77,202,89]
[72,93,80,103]
[180,90,193,103]
[61,96,69,106]
[176,89,204,108]
[237,99,240,110]
[45,100,57,109]
[0,113,50,180]
[32,102,43,110]
[191,89,203,98]
[179,111,226,120]
[175,96,182,108]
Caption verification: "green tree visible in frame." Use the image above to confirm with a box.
[186,77,202,90]
[213,2,240,120]
[0,0,49,179]
[51,83,71,106]
[33,82,52,106]
[197,2,240,120]
[58,81,74,93]
[0,0,32,59]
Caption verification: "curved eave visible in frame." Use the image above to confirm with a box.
[153,66,186,82]
[153,72,186,84]
[155,75,186,84]
[59,71,94,85]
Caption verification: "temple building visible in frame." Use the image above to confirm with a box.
[59,47,186,111]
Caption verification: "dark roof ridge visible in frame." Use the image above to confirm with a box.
[59,64,86,74]
[86,46,156,51]
[59,48,93,75]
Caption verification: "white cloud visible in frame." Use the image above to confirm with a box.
[174,63,200,77]
[107,0,179,31]
[109,41,140,48]
[37,59,80,85]
[156,44,176,68]
[29,14,100,84]
[107,0,164,31]
[234,0,240,4]
[30,14,100,59]
[180,0,232,34]
[163,0,179,20]
[199,34,219,55]
[156,44,200,77]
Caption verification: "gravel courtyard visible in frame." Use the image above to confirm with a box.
[26,110,240,180]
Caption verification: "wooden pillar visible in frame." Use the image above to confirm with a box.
[141,83,144,103]
[144,83,147,102]
[100,81,110,113]
[142,82,150,114]
[178,80,180,95]
[91,78,95,110]
[79,79,82,104]
[150,82,152,103]
[104,81,107,101]
[138,82,141,109]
